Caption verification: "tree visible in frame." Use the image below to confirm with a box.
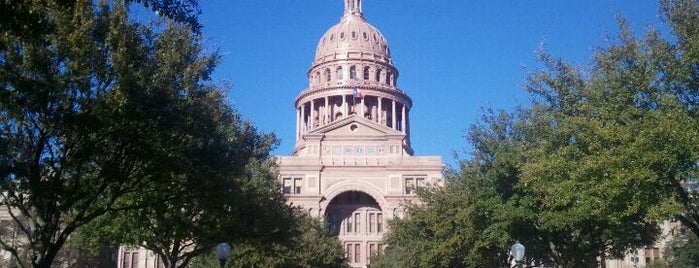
[664,227,699,267]
[0,0,201,38]
[0,0,256,267]
[381,0,699,266]
[189,210,349,268]
[521,0,699,255]
[77,155,301,268]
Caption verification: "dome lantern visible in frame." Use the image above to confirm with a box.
[344,0,363,18]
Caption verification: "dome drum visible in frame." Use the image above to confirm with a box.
[307,61,398,90]
[295,87,411,108]
[293,89,412,143]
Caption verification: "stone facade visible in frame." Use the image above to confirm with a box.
[277,1,444,267]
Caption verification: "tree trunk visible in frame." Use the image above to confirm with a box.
[33,245,61,268]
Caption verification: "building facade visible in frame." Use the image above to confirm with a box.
[277,1,444,267]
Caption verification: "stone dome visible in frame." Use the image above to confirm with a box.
[295,0,412,155]
[313,2,392,66]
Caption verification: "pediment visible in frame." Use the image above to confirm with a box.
[307,115,404,138]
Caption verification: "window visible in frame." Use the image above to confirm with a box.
[282,177,303,194]
[346,214,353,233]
[131,252,139,268]
[344,146,353,155]
[345,242,362,263]
[355,146,363,155]
[329,212,339,235]
[337,67,343,80]
[350,66,356,79]
[375,69,382,82]
[386,71,392,85]
[122,252,131,268]
[315,71,320,83]
[368,242,384,262]
[294,178,302,194]
[404,177,425,194]
[354,213,361,233]
[332,145,342,155]
[366,146,375,154]
[405,178,414,194]
[325,68,331,82]
[345,243,361,263]
[368,212,383,233]
[283,178,292,194]
[363,67,370,80]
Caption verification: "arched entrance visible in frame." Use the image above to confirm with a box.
[325,191,384,266]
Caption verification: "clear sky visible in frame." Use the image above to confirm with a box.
[195,1,666,168]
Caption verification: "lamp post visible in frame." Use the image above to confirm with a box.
[510,240,525,268]
[216,242,231,268]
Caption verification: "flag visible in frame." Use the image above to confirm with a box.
[351,78,364,98]
[353,87,363,98]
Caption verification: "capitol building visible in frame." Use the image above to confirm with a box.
[276,0,444,267]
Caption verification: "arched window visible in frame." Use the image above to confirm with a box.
[386,71,392,85]
[325,69,331,82]
[337,67,343,80]
[375,69,382,82]
[315,71,320,83]
[350,66,357,79]
[363,67,370,80]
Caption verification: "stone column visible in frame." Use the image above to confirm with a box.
[401,103,406,133]
[360,96,365,118]
[378,97,382,125]
[310,99,315,131]
[325,96,329,125]
[406,107,410,138]
[391,99,396,130]
[302,104,307,133]
[296,107,301,140]
[344,94,348,117]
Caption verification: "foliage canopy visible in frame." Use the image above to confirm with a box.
[379,0,699,267]
[0,0,301,267]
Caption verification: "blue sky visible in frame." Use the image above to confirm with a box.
[195,1,666,167]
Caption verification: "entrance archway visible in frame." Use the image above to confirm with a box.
[325,191,384,266]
